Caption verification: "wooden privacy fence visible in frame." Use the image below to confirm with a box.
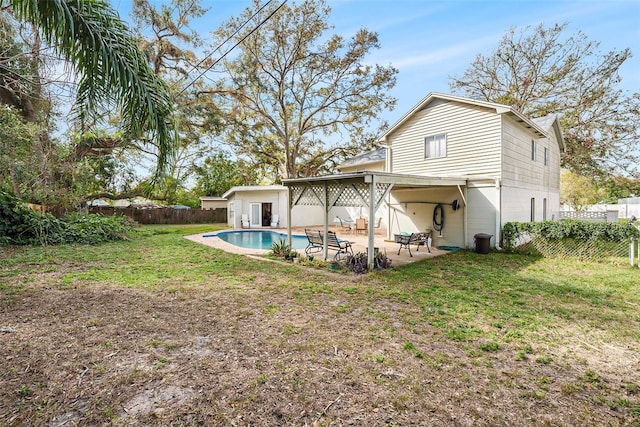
[88,206,227,224]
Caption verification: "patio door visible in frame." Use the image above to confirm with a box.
[249,203,262,227]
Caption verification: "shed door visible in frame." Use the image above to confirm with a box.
[250,203,261,227]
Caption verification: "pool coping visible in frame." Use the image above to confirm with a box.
[185,232,271,256]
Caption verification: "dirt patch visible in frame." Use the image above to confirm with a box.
[1,264,638,426]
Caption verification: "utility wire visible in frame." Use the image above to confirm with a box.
[177,0,287,96]
[178,0,275,84]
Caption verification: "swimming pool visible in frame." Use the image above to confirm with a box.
[204,230,308,250]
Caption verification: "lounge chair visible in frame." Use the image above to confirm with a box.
[304,229,354,260]
[241,214,250,228]
[336,216,353,232]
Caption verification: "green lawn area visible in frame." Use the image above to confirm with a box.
[1,224,639,426]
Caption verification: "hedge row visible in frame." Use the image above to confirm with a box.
[502,219,638,252]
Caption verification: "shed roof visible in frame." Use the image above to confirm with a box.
[222,185,287,199]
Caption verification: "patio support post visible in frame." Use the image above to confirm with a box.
[323,181,329,260]
[287,187,292,247]
[367,176,376,269]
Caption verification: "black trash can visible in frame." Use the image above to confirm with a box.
[474,233,493,254]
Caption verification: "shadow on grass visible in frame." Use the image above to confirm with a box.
[369,250,639,343]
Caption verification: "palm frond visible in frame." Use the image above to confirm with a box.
[9,0,175,176]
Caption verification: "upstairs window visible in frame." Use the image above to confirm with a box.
[544,147,549,166]
[531,198,536,221]
[425,133,447,159]
[531,140,537,161]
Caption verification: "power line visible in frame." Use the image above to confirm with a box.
[177,0,287,96]
[178,0,276,84]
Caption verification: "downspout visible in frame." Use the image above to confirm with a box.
[323,181,329,260]
[495,178,503,250]
[286,188,292,248]
[461,185,468,248]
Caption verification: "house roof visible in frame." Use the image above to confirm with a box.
[337,148,386,170]
[532,114,565,152]
[222,185,288,199]
[199,196,227,201]
[378,92,551,143]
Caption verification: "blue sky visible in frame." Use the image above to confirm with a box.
[114,0,640,125]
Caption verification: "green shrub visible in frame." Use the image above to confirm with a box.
[502,220,638,252]
[345,251,393,274]
[0,192,129,245]
[270,239,298,260]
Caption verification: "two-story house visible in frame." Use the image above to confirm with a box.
[284,92,563,252]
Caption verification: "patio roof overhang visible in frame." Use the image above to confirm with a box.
[282,172,468,268]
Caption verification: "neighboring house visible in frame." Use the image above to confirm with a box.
[199,196,227,210]
[284,92,564,249]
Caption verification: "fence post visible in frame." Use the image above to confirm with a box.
[632,238,636,267]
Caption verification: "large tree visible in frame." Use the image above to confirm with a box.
[450,22,640,179]
[128,0,224,204]
[210,0,397,182]
[192,151,258,197]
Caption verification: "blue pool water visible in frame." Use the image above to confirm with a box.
[204,230,308,250]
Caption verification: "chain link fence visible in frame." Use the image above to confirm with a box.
[512,235,635,263]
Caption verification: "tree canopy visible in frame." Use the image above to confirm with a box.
[450,22,640,179]
[209,0,397,182]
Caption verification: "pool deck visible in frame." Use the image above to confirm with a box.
[185,226,449,266]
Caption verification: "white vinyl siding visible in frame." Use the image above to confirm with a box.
[387,100,502,176]
[501,187,559,224]
[502,117,549,188]
[466,186,497,246]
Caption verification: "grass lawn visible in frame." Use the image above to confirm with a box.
[1,224,639,426]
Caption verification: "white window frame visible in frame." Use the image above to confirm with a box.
[544,147,549,166]
[530,198,536,222]
[425,133,447,159]
[249,203,262,227]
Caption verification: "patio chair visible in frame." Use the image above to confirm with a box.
[355,218,367,234]
[270,214,279,228]
[240,214,250,228]
[326,231,354,260]
[374,217,382,228]
[336,216,353,232]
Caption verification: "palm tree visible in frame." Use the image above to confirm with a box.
[6,0,174,174]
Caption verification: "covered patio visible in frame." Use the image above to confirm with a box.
[283,172,468,268]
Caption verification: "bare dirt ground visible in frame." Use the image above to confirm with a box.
[1,247,638,426]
